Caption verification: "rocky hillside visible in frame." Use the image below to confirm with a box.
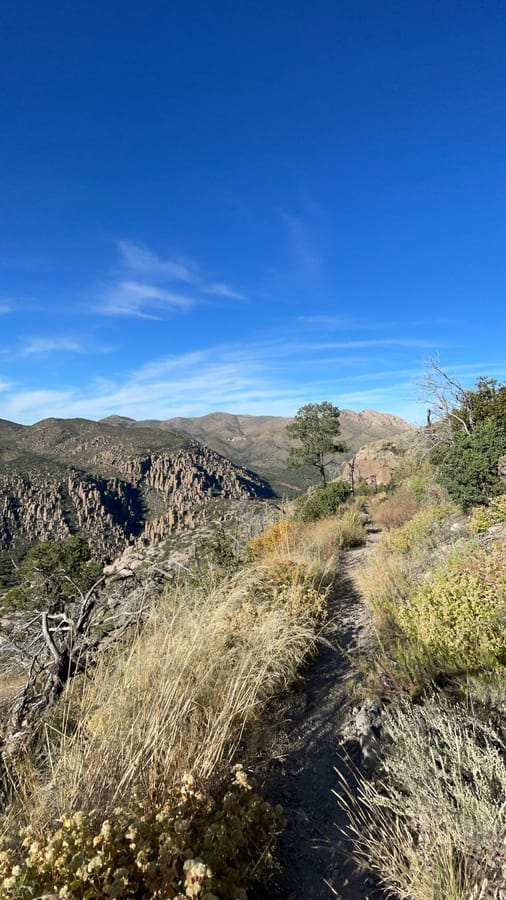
[0,418,273,570]
[100,409,413,494]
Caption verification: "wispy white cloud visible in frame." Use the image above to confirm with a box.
[0,297,16,314]
[99,280,196,319]
[97,240,247,319]
[1,389,74,420]
[117,241,197,284]
[20,337,86,357]
[3,335,116,359]
[413,318,463,327]
[281,212,321,276]
[0,336,432,424]
[307,338,445,350]
[298,315,400,330]
[0,378,12,391]
[205,282,247,301]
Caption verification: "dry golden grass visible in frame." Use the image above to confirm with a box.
[0,672,25,719]
[27,564,319,826]
[369,484,420,530]
[250,510,365,578]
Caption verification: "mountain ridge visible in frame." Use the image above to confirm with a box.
[99,409,413,493]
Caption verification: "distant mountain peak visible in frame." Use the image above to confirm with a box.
[99,415,137,426]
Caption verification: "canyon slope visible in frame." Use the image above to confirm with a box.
[0,417,273,572]
[100,409,413,494]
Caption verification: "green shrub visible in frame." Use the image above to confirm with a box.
[1,535,102,612]
[398,543,506,672]
[0,769,282,898]
[295,480,351,522]
[469,493,506,533]
[431,417,506,509]
[383,503,456,554]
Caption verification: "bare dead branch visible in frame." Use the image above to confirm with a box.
[417,355,473,436]
[41,612,62,664]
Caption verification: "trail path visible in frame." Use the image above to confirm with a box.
[259,536,385,900]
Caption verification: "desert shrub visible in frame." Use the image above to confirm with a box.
[0,768,282,898]
[355,551,414,635]
[368,484,420,530]
[353,478,377,497]
[255,559,328,621]
[295,480,351,522]
[196,528,244,574]
[1,535,102,612]
[456,667,506,739]
[248,518,299,559]
[407,467,450,506]
[397,543,506,673]
[469,492,506,533]
[362,541,506,688]
[341,697,506,900]
[333,509,367,548]
[248,505,364,584]
[356,505,460,635]
[383,502,457,554]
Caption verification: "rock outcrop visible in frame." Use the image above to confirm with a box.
[341,433,414,487]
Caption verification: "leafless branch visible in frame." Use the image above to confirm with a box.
[1,576,147,766]
[417,355,473,436]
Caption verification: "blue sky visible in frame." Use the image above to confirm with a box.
[1,0,505,425]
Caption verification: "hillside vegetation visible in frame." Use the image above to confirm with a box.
[340,375,506,900]
[0,488,367,897]
[0,378,504,898]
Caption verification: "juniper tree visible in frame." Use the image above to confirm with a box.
[286,401,348,484]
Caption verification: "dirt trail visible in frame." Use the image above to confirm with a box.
[258,537,385,900]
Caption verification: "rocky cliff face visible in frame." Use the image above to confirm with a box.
[341,432,415,487]
[0,419,273,561]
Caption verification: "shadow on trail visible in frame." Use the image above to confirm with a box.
[257,549,386,900]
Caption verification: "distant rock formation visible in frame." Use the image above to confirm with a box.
[342,433,414,487]
[0,418,273,561]
[100,409,413,494]
[0,409,412,562]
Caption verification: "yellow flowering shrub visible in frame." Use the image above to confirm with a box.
[0,768,282,899]
[469,493,506,533]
